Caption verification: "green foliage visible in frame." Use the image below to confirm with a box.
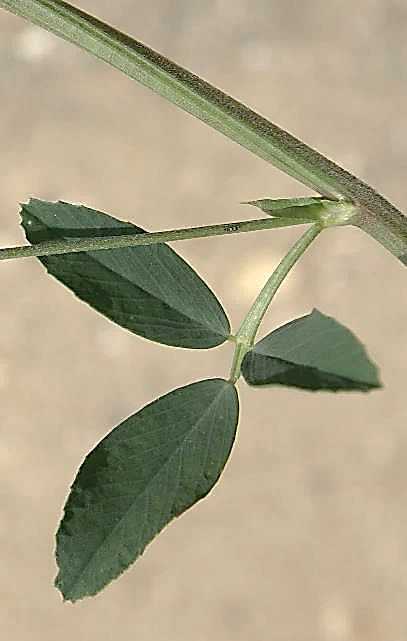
[242,309,381,391]
[55,379,239,602]
[245,196,330,218]
[19,202,383,602]
[21,200,230,348]
[2,0,404,606]
[246,197,358,228]
[19,201,380,601]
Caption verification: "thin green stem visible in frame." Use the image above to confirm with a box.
[229,223,322,384]
[1,0,406,263]
[0,215,316,262]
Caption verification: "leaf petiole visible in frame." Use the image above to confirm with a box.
[229,223,323,384]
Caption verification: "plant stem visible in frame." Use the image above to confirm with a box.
[228,223,322,384]
[0,215,318,261]
[1,0,406,264]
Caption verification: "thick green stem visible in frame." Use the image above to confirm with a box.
[355,210,407,266]
[1,0,406,264]
[0,215,318,261]
[229,223,322,384]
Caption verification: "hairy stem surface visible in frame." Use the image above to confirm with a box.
[0,0,406,263]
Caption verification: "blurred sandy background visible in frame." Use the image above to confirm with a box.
[1,1,407,639]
